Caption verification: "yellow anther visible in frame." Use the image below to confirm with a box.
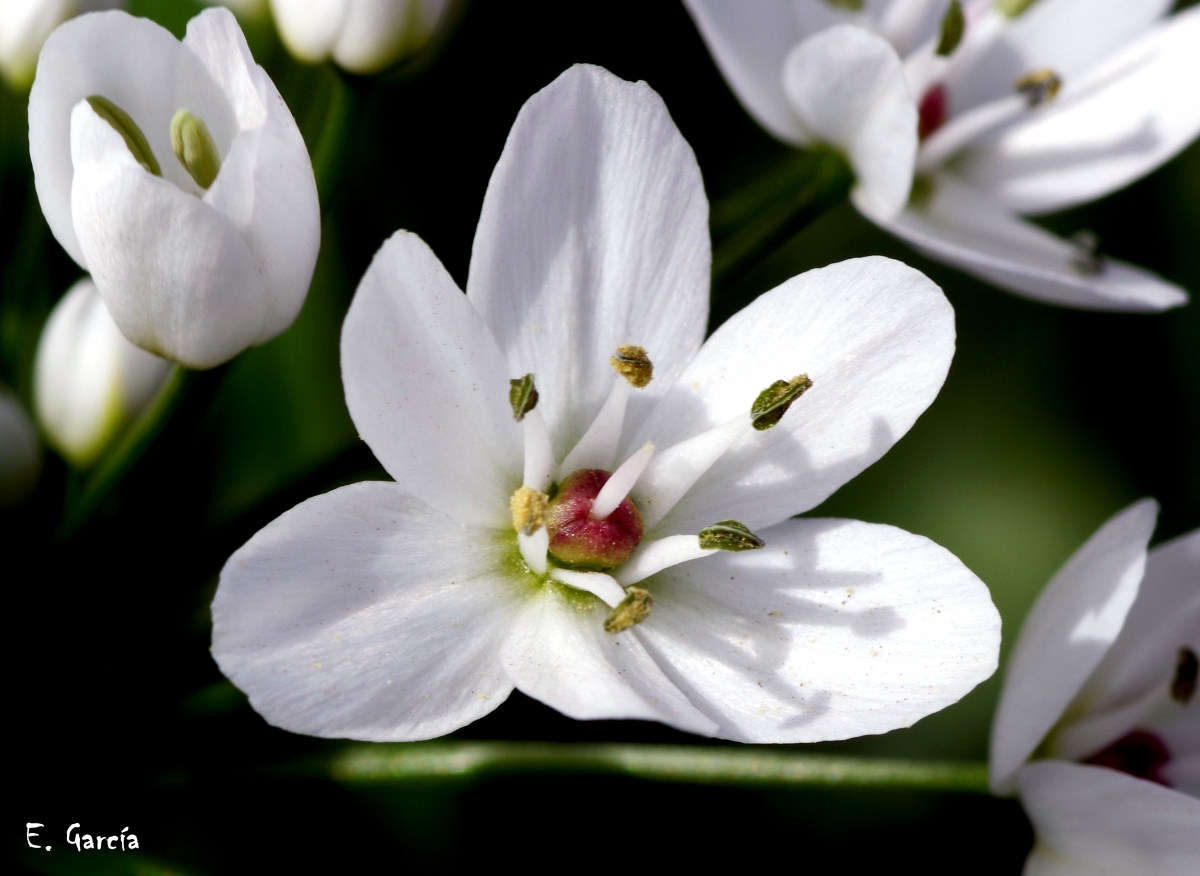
[610,345,653,388]
[1015,69,1061,107]
[604,587,653,633]
[510,486,548,535]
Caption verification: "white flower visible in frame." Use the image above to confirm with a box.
[685,0,1200,311]
[0,387,41,509]
[27,8,320,369]
[0,0,120,89]
[269,0,451,74]
[34,277,171,468]
[211,64,1000,743]
[990,499,1200,873]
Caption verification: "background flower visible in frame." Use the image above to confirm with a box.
[0,0,122,89]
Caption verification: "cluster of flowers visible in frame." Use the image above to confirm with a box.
[1,1,1196,871]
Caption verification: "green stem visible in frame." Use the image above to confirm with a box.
[309,66,355,209]
[327,742,990,794]
[57,364,193,540]
[711,146,854,287]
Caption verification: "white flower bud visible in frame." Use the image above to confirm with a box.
[0,0,121,90]
[34,277,170,468]
[269,0,452,74]
[0,387,41,508]
[28,8,320,368]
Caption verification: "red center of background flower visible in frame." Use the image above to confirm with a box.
[918,85,948,141]
[546,469,644,570]
[1083,730,1172,786]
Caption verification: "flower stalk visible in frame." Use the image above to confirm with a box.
[327,742,990,793]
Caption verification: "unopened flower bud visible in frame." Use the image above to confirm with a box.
[546,469,644,569]
[170,108,222,190]
[34,278,171,468]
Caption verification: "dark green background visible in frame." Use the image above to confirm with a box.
[4,1,1197,872]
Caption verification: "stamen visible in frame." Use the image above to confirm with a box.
[591,442,654,521]
[604,587,654,634]
[509,373,539,421]
[522,409,555,493]
[1172,648,1198,704]
[918,94,1027,169]
[518,527,549,575]
[698,520,765,551]
[636,417,746,531]
[170,108,221,190]
[549,568,626,608]
[1069,230,1106,276]
[1015,68,1061,107]
[86,96,162,177]
[936,1,964,57]
[614,535,716,587]
[510,486,548,535]
[559,378,630,476]
[610,345,654,388]
[997,0,1038,18]
[752,375,813,431]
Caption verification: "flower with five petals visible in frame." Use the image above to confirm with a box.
[685,0,1200,311]
[212,64,1000,742]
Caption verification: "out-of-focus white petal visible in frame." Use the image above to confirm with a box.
[341,230,520,529]
[499,582,718,736]
[212,482,519,741]
[269,0,346,62]
[70,100,267,369]
[635,517,1000,743]
[0,0,71,89]
[782,25,917,219]
[466,65,710,462]
[946,0,1173,116]
[872,174,1187,311]
[990,499,1159,796]
[627,257,953,536]
[959,7,1200,215]
[34,277,170,468]
[0,387,41,509]
[682,0,809,144]
[1018,762,1200,876]
[188,8,320,344]
[270,0,450,73]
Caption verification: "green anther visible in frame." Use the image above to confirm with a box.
[604,587,653,634]
[698,520,765,552]
[86,96,161,177]
[823,0,864,10]
[170,108,222,190]
[509,374,539,421]
[936,1,965,56]
[751,374,813,431]
[997,0,1039,17]
[910,174,937,210]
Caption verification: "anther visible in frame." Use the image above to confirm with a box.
[610,345,654,388]
[170,108,221,190]
[936,1,965,57]
[509,374,539,421]
[698,520,765,552]
[86,96,161,177]
[511,486,548,535]
[751,375,813,431]
[1069,230,1106,276]
[1172,647,1198,704]
[604,587,653,633]
[1015,69,1061,107]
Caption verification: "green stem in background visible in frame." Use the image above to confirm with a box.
[308,65,355,209]
[711,146,854,288]
[58,364,194,540]
[327,742,990,794]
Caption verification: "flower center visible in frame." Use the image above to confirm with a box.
[1083,730,1171,786]
[546,469,644,570]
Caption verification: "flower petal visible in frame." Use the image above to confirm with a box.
[212,482,519,741]
[70,100,268,368]
[989,499,1159,796]
[189,9,320,345]
[465,64,710,462]
[946,0,1173,117]
[634,517,1000,743]
[628,256,953,536]
[782,25,917,219]
[29,10,237,267]
[342,230,521,529]
[331,0,449,74]
[500,583,719,736]
[959,6,1200,215]
[682,0,808,144]
[1018,762,1200,876]
[872,174,1187,311]
[268,0,347,63]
